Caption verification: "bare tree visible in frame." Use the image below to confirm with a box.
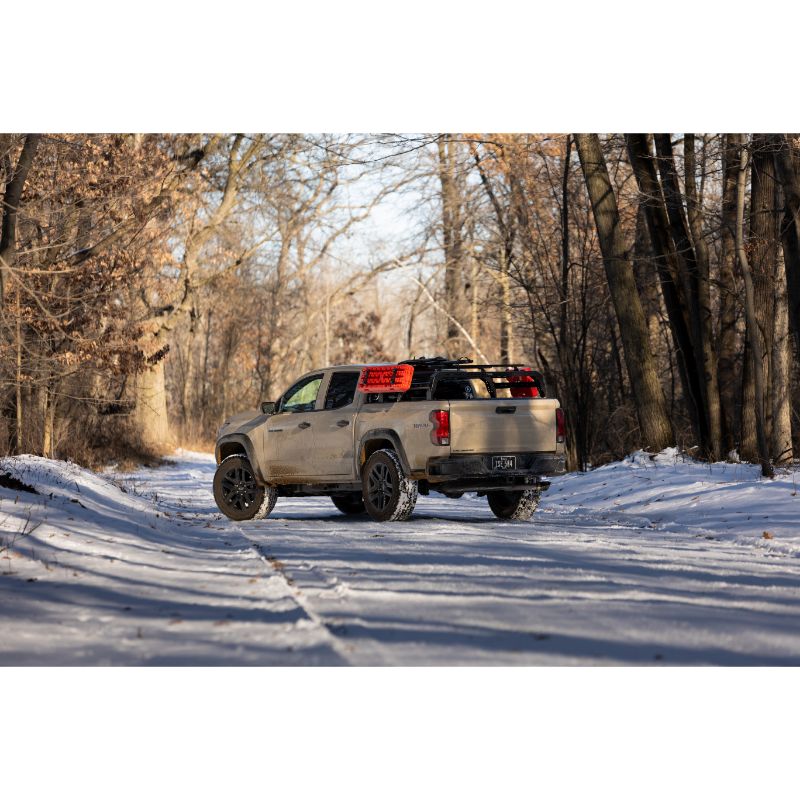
[736,144,773,477]
[575,133,673,451]
[626,134,706,451]
[771,134,800,342]
[437,135,469,357]
[0,134,40,305]
[717,133,744,453]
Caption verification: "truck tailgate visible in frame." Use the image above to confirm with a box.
[449,398,559,454]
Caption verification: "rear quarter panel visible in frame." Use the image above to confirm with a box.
[355,400,449,475]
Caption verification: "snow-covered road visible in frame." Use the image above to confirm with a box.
[1,450,799,665]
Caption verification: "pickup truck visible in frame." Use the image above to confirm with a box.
[213,357,566,523]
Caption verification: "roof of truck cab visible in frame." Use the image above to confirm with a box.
[320,363,404,372]
[289,364,386,382]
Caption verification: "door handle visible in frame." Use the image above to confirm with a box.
[298,421,311,429]
[336,419,350,427]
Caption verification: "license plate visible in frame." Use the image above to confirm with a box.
[492,455,516,471]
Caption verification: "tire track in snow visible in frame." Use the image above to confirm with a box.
[236,529,356,664]
[98,457,354,664]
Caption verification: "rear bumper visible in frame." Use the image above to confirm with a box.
[425,452,565,491]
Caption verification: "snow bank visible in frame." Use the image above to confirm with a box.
[2,454,155,514]
[0,453,341,665]
[541,448,800,555]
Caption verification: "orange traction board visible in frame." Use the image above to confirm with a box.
[357,364,415,393]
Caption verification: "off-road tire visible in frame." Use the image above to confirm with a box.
[213,454,277,521]
[331,493,366,515]
[487,488,540,521]
[362,448,418,522]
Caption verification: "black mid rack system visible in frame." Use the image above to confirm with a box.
[382,357,548,402]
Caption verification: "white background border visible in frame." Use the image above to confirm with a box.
[3,1,799,795]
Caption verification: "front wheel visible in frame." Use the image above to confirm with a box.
[362,449,418,522]
[487,488,540,521]
[213,455,277,521]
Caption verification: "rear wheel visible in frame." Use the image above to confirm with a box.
[213,455,277,521]
[331,493,366,515]
[487,488,540,521]
[362,449,418,522]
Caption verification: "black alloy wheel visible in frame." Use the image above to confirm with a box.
[222,463,257,511]
[367,461,394,512]
[213,455,274,521]
[361,449,418,522]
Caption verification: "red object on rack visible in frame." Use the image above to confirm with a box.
[508,367,539,398]
[357,364,415,393]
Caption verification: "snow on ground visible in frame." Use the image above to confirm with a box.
[1,448,799,665]
[539,448,800,555]
[0,454,342,665]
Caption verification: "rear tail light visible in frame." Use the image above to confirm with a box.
[430,409,450,445]
[556,408,566,443]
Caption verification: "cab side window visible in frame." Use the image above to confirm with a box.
[324,372,360,410]
[280,375,323,413]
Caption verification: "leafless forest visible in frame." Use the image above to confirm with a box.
[0,133,798,473]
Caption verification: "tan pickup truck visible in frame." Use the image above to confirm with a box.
[213,357,566,523]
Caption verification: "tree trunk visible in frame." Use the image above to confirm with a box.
[499,247,513,364]
[771,243,793,464]
[653,134,719,458]
[558,134,579,470]
[40,382,55,459]
[180,308,201,437]
[684,133,723,460]
[741,135,782,459]
[625,134,703,448]
[736,145,773,478]
[740,341,756,460]
[718,134,744,454]
[575,133,673,451]
[632,203,661,345]
[470,140,515,364]
[201,309,214,433]
[42,400,53,459]
[470,260,479,361]
[437,135,467,358]
[0,134,41,305]
[15,290,23,452]
[771,134,800,344]
[132,359,171,453]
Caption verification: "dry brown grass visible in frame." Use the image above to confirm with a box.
[174,434,216,455]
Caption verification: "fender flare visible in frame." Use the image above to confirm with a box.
[215,434,264,483]
[357,429,412,477]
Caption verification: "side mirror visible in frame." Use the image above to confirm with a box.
[261,401,276,415]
